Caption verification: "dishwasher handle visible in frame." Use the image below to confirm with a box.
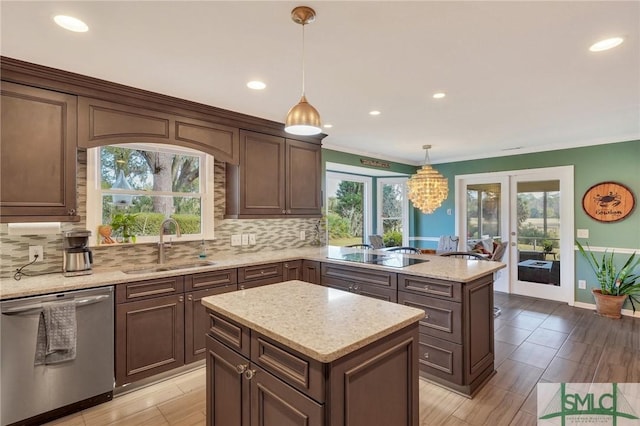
[2,294,111,316]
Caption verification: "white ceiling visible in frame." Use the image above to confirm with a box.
[2,1,638,165]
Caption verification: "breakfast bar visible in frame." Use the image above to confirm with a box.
[202,280,425,426]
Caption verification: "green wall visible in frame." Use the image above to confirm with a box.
[323,140,640,309]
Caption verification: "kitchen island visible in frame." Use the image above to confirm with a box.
[201,280,425,426]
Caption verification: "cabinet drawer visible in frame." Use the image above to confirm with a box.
[186,269,237,291]
[252,332,325,403]
[116,276,184,303]
[398,291,462,343]
[323,276,397,302]
[398,274,461,301]
[238,263,283,282]
[208,312,251,358]
[321,263,397,289]
[418,334,463,385]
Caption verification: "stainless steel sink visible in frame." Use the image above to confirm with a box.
[123,261,216,274]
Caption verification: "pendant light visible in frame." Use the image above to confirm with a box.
[407,145,449,214]
[112,169,133,207]
[285,6,322,136]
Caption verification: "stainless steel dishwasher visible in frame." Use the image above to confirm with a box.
[1,286,114,426]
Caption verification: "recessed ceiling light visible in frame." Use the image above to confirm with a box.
[246,80,266,90]
[433,92,446,99]
[589,37,624,52]
[323,124,333,128]
[53,15,89,32]
[369,110,381,116]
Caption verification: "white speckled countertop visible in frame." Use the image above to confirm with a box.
[201,280,425,363]
[0,246,505,300]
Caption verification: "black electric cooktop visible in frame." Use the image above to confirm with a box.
[327,251,429,268]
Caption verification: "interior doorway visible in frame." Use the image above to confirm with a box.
[455,166,574,304]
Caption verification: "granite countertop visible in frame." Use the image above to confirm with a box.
[201,280,425,363]
[0,246,505,300]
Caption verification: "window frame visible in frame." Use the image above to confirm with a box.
[86,143,215,246]
[376,177,409,246]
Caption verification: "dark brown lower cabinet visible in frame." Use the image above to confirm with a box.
[206,312,419,426]
[397,273,494,397]
[116,294,184,386]
[302,260,321,284]
[321,263,397,302]
[282,260,302,281]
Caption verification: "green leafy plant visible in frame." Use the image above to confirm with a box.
[542,240,554,253]
[383,231,402,247]
[576,240,640,312]
[110,212,139,243]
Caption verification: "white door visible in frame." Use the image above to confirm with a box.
[456,166,574,303]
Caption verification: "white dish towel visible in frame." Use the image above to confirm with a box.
[35,301,77,365]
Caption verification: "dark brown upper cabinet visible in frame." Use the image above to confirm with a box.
[78,97,240,164]
[0,81,79,222]
[225,130,322,218]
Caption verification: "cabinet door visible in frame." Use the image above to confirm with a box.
[1,81,78,221]
[186,286,237,364]
[283,260,302,281]
[285,139,321,215]
[116,294,184,386]
[302,260,321,284]
[206,335,250,426]
[250,364,324,426]
[237,130,286,216]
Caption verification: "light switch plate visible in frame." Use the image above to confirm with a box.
[299,230,306,241]
[231,235,242,246]
[241,234,249,246]
[248,234,256,245]
[577,229,589,238]
[578,280,586,289]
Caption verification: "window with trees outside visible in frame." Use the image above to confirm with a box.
[325,172,371,246]
[86,143,214,245]
[377,178,409,247]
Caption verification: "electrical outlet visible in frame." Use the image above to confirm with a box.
[447,208,452,216]
[29,245,44,263]
[577,229,589,238]
[231,234,242,246]
[300,230,306,241]
[241,234,249,246]
[578,280,586,289]
[248,234,256,245]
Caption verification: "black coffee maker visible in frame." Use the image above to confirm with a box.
[63,230,93,276]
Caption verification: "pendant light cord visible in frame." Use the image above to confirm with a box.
[301,23,306,96]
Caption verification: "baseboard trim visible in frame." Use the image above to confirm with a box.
[573,301,640,318]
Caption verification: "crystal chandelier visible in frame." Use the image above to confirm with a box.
[407,145,449,214]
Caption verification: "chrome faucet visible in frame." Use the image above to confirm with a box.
[158,218,181,264]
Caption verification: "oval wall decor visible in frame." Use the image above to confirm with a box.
[582,181,635,223]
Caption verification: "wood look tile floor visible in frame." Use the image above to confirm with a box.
[46,292,640,426]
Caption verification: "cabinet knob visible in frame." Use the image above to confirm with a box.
[240,285,245,290]
[282,210,286,214]
[284,263,289,268]
[187,295,193,301]
[244,369,257,380]
[424,352,430,359]
[67,208,76,215]
[348,285,354,291]
[287,209,291,214]
[260,270,264,275]
[236,364,248,374]
[424,312,429,319]
[178,295,184,302]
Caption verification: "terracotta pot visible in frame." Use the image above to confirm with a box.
[591,289,627,319]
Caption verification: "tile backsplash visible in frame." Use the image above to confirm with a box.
[0,159,324,278]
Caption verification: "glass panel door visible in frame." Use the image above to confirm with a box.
[510,167,574,303]
[325,172,371,246]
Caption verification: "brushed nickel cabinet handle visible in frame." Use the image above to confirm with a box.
[67,209,76,215]
[178,295,184,302]
[187,295,193,301]
[424,352,429,359]
[244,369,256,380]
[236,364,248,374]
[282,209,286,214]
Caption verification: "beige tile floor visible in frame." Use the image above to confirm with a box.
[46,292,640,426]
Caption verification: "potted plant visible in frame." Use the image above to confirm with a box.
[542,240,554,254]
[576,241,640,318]
[110,212,138,243]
